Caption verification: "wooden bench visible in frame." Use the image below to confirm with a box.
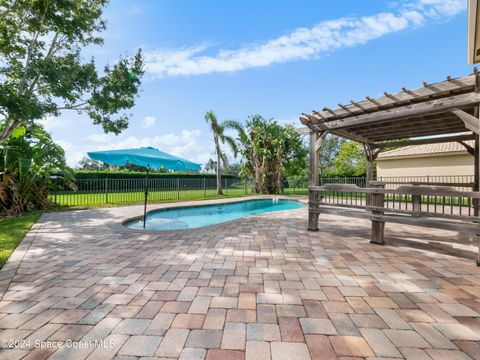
[307,183,480,266]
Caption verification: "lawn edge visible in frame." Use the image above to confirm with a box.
[0,213,43,300]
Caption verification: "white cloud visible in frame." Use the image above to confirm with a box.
[67,129,211,167]
[41,116,75,131]
[84,133,110,143]
[403,0,466,17]
[145,0,465,77]
[142,115,156,129]
[276,116,299,125]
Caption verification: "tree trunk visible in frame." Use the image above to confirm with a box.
[0,118,20,144]
[216,153,223,195]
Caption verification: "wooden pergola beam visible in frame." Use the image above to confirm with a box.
[308,75,475,123]
[450,107,480,134]
[350,100,366,110]
[349,111,465,131]
[332,129,374,144]
[401,86,414,94]
[310,92,480,130]
[371,133,475,149]
[338,103,354,114]
[458,141,475,156]
[352,118,464,136]
[366,127,468,141]
[354,122,466,138]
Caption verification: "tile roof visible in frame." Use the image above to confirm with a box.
[377,140,473,159]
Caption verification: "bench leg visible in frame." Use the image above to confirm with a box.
[370,220,385,245]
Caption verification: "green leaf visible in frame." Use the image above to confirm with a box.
[128,71,137,80]
[11,126,26,139]
[0,1,144,143]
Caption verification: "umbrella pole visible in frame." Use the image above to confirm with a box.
[143,168,149,228]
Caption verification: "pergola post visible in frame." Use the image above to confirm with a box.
[475,70,480,265]
[363,143,380,186]
[475,135,479,216]
[474,68,480,216]
[363,144,378,185]
[308,131,323,231]
[467,67,480,216]
[370,182,386,245]
[300,72,480,266]
[363,143,381,207]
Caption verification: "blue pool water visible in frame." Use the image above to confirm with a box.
[126,199,303,230]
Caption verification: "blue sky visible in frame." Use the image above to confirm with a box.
[43,0,471,167]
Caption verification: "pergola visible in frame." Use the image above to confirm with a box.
[299,71,480,259]
[300,71,480,186]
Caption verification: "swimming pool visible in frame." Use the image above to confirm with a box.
[125,198,303,230]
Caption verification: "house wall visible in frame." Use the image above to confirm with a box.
[376,153,473,178]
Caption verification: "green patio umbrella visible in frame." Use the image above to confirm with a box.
[87,147,201,227]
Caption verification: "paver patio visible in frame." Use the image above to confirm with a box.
[0,197,479,359]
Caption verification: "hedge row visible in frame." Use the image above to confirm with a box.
[74,170,237,180]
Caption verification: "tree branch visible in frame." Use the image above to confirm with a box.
[56,101,89,111]
[1,0,51,143]
[29,31,61,93]
[18,0,51,95]
[0,118,20,143]
[0,0,19,20]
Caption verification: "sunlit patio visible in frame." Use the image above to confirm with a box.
[0,199,479,359]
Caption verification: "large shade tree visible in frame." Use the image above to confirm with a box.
[318,137,367,177]
[236,115,307,194]
[0,0,144,144]
[204,111,240,195]
[333,141,367,177]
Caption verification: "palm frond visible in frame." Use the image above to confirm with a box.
[219,151,229,169]
[222,135,238,158]
[222,120,245,136]
[204,111,217,125]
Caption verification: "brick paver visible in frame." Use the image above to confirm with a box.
[0,198,479,359]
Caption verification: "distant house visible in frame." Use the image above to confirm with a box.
[376,141,474,179]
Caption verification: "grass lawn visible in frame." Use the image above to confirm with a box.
[50,187,253,208]
[0,212,42,269]
[282,187,308,196]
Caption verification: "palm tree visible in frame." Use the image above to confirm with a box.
[204,111,242,195]
[204,158,217,173]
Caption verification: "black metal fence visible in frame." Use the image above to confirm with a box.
[285,177,367,195]
[314,183,478,219]
[49,174,475,207]
[50,177,249,207]
[284,175,475,195]
[376,175,475,191]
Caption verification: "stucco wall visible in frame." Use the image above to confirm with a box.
[376,153,473,178]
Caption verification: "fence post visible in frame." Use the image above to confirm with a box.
[54,177,57,205]
[203,177,206,197]
[177,178,180,199]
[412,184,421,214]
[224,177,227,195]
[105,178,108,204]
[370,182,385,245]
